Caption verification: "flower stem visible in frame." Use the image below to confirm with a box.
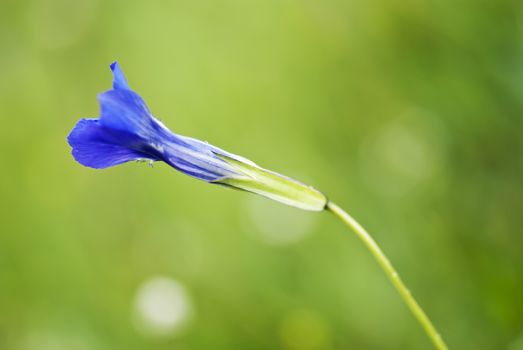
[326,201,448,350]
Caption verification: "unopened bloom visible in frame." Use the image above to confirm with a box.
[67,62,326,211]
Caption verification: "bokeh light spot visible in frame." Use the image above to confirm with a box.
[279,309,330,350]
[133,276,193,338]
[359,108,446,197]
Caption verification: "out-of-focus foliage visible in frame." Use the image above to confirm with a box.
[1,0,522,349]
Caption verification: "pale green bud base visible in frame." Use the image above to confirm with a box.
[212,153,327,211]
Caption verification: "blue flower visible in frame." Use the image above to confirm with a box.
[68,62,327,211]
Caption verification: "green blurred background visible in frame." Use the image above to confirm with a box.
[1,0,523,349]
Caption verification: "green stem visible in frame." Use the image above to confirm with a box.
[326,201,448,350]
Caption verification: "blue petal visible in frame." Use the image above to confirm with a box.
[67,119,154,169]
[68,61,247,180]
[97,89,199,151]
[97,89,158,136]
[110,62,130,90]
